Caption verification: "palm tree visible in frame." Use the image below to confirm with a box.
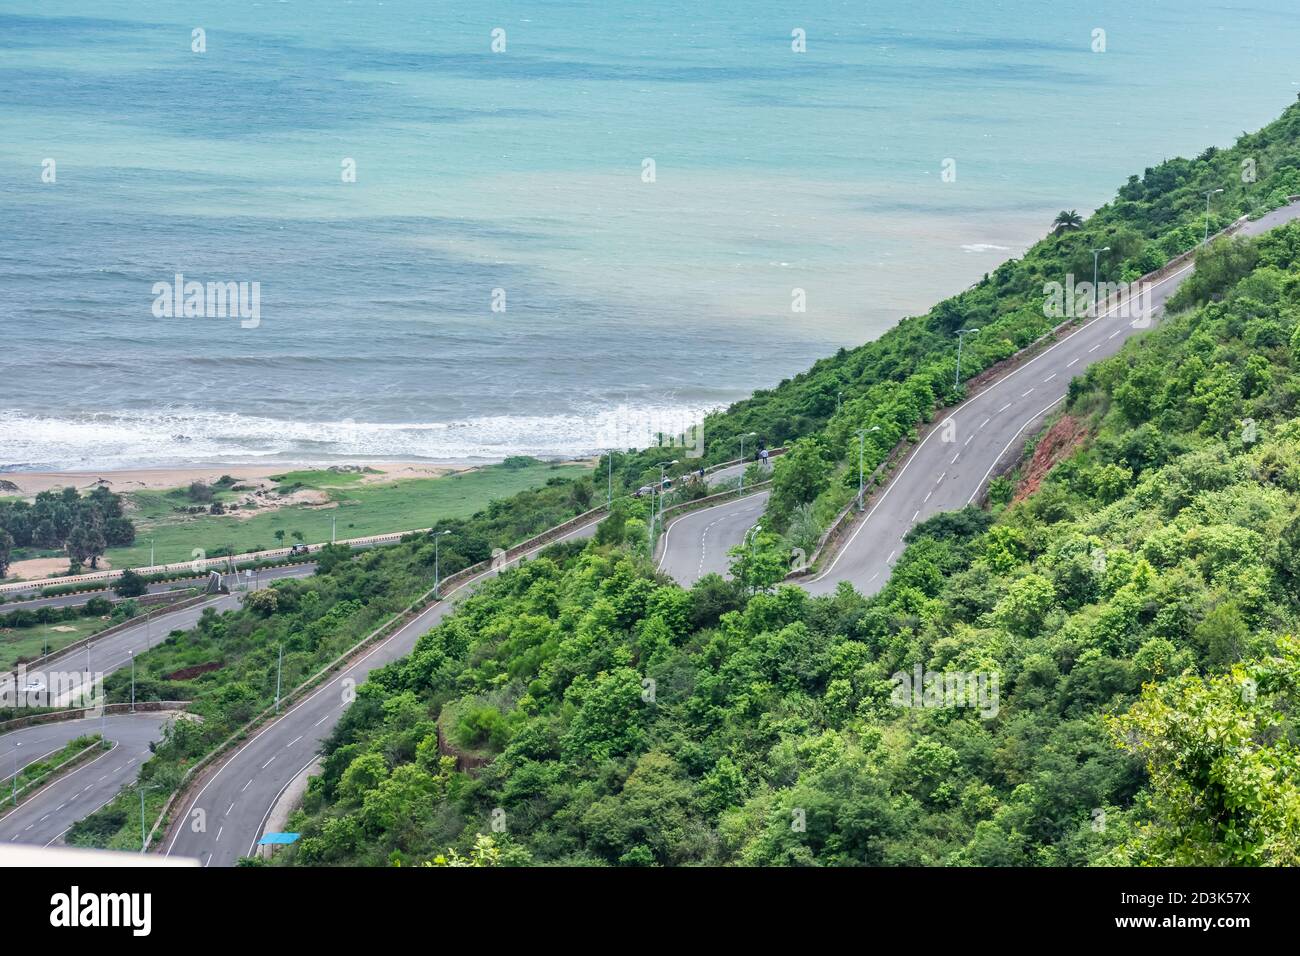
[1052,210,1084,235]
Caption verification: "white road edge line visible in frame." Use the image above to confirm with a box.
[809,260,1195,583]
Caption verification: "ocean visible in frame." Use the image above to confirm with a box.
[1,0,1297,470]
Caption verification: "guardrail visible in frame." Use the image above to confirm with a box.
[652,482,774,563]
[0,738,109,818]
[784,443,911,580]
[0,594,212,685]
[783,212,1262,581]
[0,701,191,736]
[701,447,786,477]
[147,504,610,853]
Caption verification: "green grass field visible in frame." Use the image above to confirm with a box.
[102,460,592,570]
[0,616,116,669]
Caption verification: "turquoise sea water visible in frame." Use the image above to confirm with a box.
[1,0,1297,469]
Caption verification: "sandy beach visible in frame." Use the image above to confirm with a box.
[0,461,475,497]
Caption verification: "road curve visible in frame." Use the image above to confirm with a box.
[0,713,172,847]
[657,491,769,586]
[1,565,316,706]
[0,562,313,615]
[806,201,1300,597]
[164,516,603,867]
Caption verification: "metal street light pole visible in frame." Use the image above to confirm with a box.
[954,328,981,388]
[1091,247,1110,316]
[130,651,135,714]
[11,743,19,805]
[607,451,614,510]
[855,426,881,510]
[149,537,155,568]
[1204,188,1224,244]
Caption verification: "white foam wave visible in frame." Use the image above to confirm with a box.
[0,404,719,471]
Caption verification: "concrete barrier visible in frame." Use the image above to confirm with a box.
[148,505,610,852]
[1,594,212,684]
[784,213,1259,581]
[0,701,190,736]
[651,483,774,564]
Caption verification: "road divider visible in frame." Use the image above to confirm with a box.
[1,594,213,687]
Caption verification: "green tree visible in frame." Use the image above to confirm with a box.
[1107,641,1300,865]
[767,439,830,529]
[728,531,789,593]
[1052,210,1084,235]
[0,528,13,578]
[113,568,148,598]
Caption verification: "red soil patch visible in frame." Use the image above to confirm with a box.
[163,661,223,681]
[1013,415,1091,503]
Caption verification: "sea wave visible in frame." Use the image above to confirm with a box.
[0,404,720,472]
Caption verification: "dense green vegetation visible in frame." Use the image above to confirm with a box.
[273,220,1300,866]
[65,460,623,850]
[59,99,1300,863]
[606,100,1300,557]
[0,486,134,577]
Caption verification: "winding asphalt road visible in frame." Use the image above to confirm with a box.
[656,202,1300,595]
[1,564,315,706]
[147,201,1300,866]
[657,491,769,583]
[0,563,313,615]
[0,713,172,847]
[804,201,1300,596]
[165,516,603,867]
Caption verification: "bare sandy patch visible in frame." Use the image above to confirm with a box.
[2,461,476,496]
[226,486,333,519]
[7,556,112,581]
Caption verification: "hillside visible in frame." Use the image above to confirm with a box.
[277,220,1300,866]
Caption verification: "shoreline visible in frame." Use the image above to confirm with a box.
[0,459,496,497]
